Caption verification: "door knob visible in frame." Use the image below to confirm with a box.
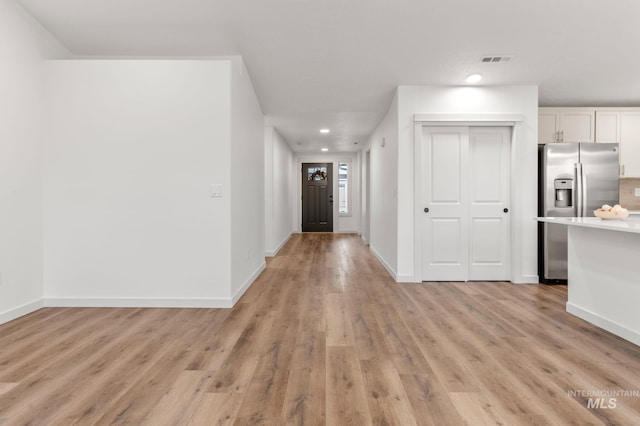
[424,208,429,213]
[503,208,509,213]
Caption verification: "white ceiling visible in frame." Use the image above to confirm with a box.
[17,0,640,153]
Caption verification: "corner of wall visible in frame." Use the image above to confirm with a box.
[0,299,44,326]
[265,232,292,257]
[0,0,69,323]
[364,90,400,275]
[230,56,266,297]
[265,125,295,254]
[232,260,266,304]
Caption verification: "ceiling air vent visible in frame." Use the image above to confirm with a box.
[481,55,512,63]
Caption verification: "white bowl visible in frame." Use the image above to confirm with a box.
[594,209,629,220]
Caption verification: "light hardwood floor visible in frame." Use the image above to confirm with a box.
[1,233,640,425]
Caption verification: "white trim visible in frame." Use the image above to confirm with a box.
[11,263,269,314]
[414,121,518,127]
[363,149,371,246]
[414,113,524,123]
[0,299,44,325]
[567,302,640,347]
[43,261,266,309]
[44,297,236,309]
[413,122,425,282]
[338,160,352,217]
[336,230,359,234]
[512,274,539,284]
[396,275,418,283]
[369,245,397,280]
[265,232,292,257]
[231,261,266,305]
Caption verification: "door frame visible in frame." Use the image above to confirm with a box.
[413,114,524,282]
[296,157,347,233]
[363,149,371,245]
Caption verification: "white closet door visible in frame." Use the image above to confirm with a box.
[421,126,511,282]
[468,127,511,280]
[421,127,470,281]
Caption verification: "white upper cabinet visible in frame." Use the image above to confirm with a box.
[538,108,595,143]
[595,110,620,143]
[620,111,640,177]
[595,108,640,177]
[538,111,560,143]
[560,110,595,142]
[541,107,640,177]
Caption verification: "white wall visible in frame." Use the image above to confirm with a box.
[265,126,294,256]
[295,153,361,234]
[230,58,266,299]
[361,93,399,277]
[361,150,370,244]
[43,60,236,306]
[0,0,69,323]
[265,128,274,253]
[396,85,539,283]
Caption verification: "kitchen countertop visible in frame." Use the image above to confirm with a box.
[535,216,640,234]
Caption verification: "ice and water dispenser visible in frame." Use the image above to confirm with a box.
[554,179,573,208]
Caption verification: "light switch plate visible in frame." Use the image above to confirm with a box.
[635,188,640,197]
[210,184,223,197]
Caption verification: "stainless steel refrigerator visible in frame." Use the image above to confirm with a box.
[538,143,620,282]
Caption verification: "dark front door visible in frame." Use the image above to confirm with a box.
[302,163,333,232]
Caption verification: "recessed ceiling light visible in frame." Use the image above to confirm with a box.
[319,128,330,134]
[466,73,482,84]
[321,148,329,152]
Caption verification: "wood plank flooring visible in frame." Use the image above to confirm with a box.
[1,233,640,425]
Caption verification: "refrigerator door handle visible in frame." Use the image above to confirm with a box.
[581,164,588,217]
[575,162,583,217]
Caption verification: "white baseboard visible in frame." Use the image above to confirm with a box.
[511,274,539,284]
[5,263,268,317]
[567,302,640,347]
[396,275,418,283]
[265,232,292,257]
[0,299,44,325]
[231,261,266,305]
[369,245,397,281]
[44,297,236,309]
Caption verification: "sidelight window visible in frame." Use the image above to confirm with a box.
[339,162,349,214]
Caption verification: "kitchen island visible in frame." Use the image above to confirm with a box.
[536,216,640,346]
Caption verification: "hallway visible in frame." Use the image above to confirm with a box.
[1,233,639,424]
